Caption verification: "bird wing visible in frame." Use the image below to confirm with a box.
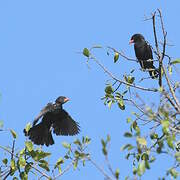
[52,109,80,136]
[145,43,153,60]
[27,121,54,146]
[134,43,153,60]
[134,42,154,69]
[32,103,54,126]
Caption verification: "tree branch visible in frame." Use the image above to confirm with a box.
[88,157,114,180]
[90,55,158,92]
[162,65,180,112]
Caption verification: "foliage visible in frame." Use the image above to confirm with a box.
[82,9,180,179]
[0,9,180,180]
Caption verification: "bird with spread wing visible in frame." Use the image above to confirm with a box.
[24,96,80,146]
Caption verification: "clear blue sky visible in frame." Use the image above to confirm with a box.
[0,1,179,179]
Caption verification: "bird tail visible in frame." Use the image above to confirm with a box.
[149,66,159,79]
[24,122,54,146]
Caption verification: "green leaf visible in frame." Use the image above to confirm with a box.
[124,132,133,138]
[132,121,139,131]
[24,123,31,133]
[2,158,8,165]
[137,160,146,176]
[102,147,107,156]
[175,152,180,162]
[83,48,90,57]
[166,137,174,149]
[137,137,147,146]
[73,160,78,170]
[125,176,129,180]
[25,141,33,152]
[32,150,51,161]
[25,164,31,174]
[159,86,163,92]
[20,172,28,180]
[108,100,113,109]
[170,59,180,65]
[161,120,170,134]
[13,177,19,180]
[145,160,150,169]
[19,156,26,168]
[74,150,80,158]
[0,120,3,129]
[39,163,50,172]
[10,129,17,139]
[85,136,91,144]
[126,118,132,123]
[149,156,156,163]
[74,139,81,146]
[141,153,149,160]
[168,65,172,75]
[150,133,158,139]
[62,142,71,149]
[55,158,64,169]
[101,139,106,148]
[105,85,114,94]
[124,75,135,84]
[57,164,62,173]
[20,148,25,155]
[107,134,111,142]
[128,76,135,84]
[133,167,137,175]
[169,168,179,178]
[121,144,134,151]
[115,168,120,179]
[114,52,119,63]
[118,99,125,110]
[37,151,51,160]
[125,153,130,160]
[11,159,16,171]
[64,155,69,159]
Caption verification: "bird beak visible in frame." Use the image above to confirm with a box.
[129,39,134,44]
[64,97,70,103]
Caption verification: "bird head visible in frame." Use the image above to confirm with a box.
[129,34,145,44]
[55,96,70,105]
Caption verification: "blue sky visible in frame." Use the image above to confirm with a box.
[0,1,179,179]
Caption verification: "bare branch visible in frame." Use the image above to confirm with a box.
[162,65,180,112]
[54,162,73,180]
[107,46,138,62]
[162,90,180,112]
[88,157,114,180]
[90,55,158,92]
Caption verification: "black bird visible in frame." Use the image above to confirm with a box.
[24,96,80,146]
[130,34,158,79]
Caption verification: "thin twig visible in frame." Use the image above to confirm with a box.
[158,9,167,60]
[3,140,15,180]
[88,157,113,180]
[90,55,158,92]
[107,46,138,62]
[105,155,116,179]
[54,162,73,179]
[0,145,51,179]
[162,90,179,112]
[162,65,180,112]
[152,11,163,87]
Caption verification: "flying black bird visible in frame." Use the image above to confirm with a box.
[130,34,158,79]
[24,96,80,146]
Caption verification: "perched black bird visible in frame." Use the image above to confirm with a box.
[130,34,158,79]
[24,96,80,146]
